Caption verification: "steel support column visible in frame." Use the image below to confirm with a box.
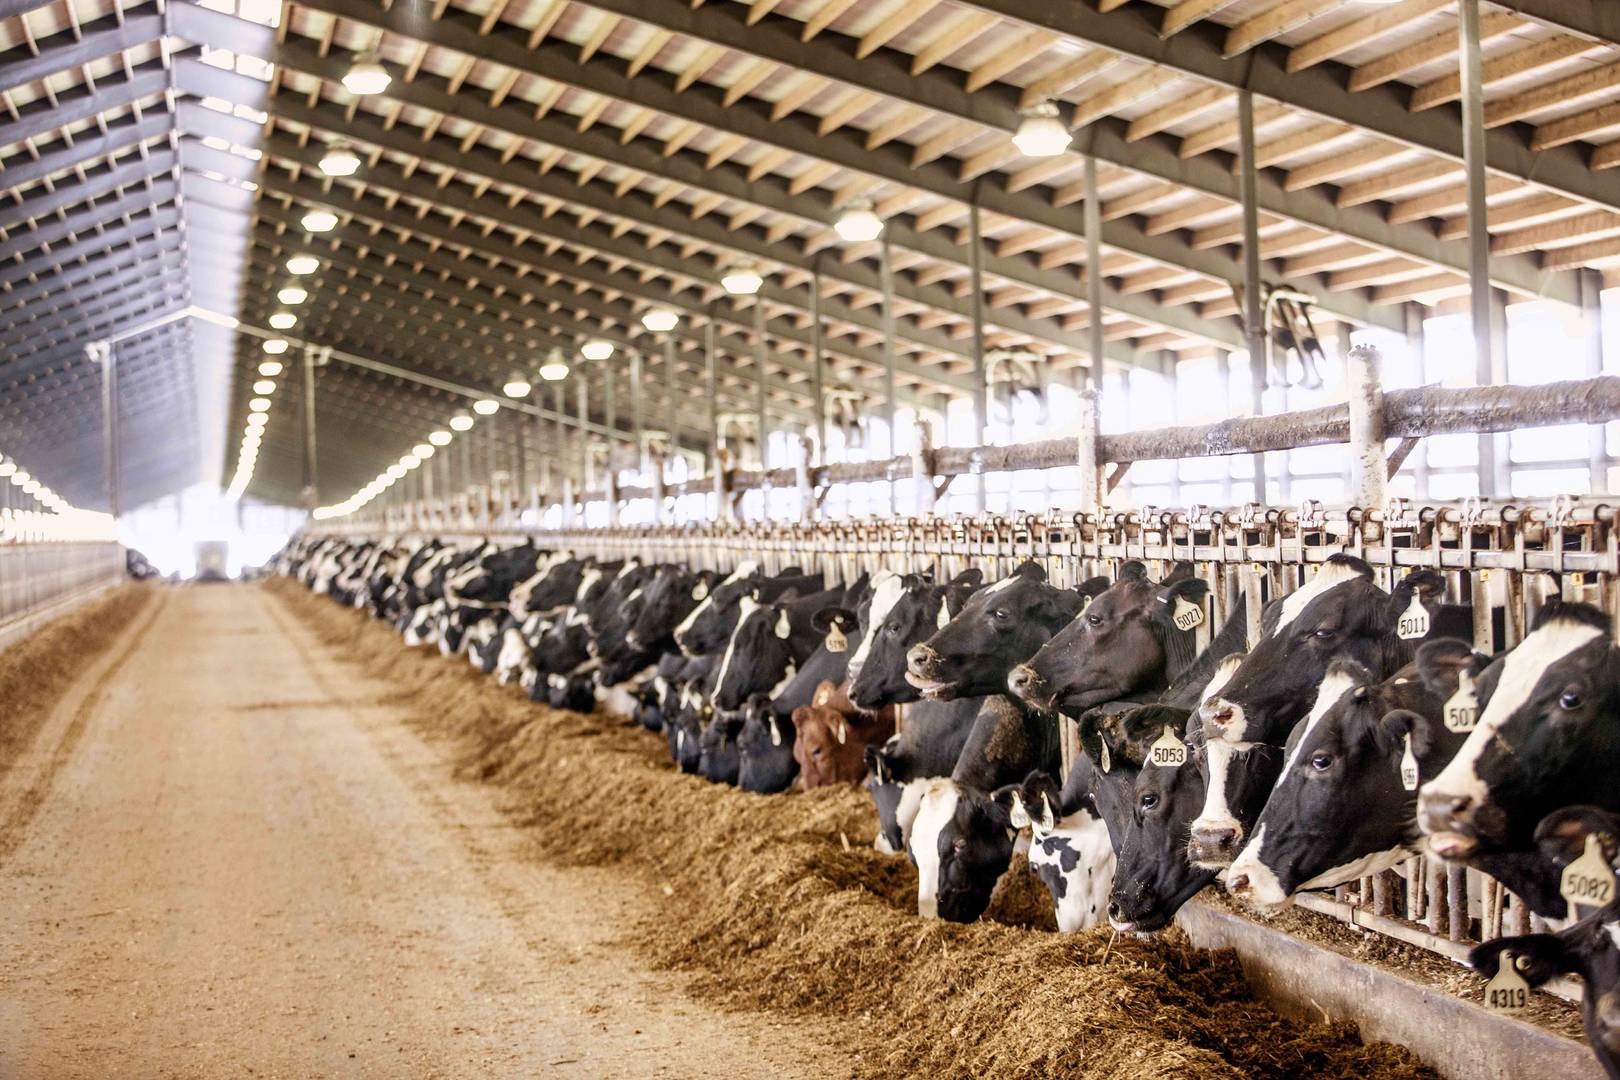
[302,345,318,509]
[1461,0,1497,497]
[1083,157,1104,392]
[810,266,826,468]
[1239,89,1267,505]
[1582,269,1608,494]
[754,302,770,519]
[969,202,989,515]
[91,341,119,517]
[880,236,897,515]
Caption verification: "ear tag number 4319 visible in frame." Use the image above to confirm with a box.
[1484,950,1529,1014]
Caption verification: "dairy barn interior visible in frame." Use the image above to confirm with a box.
[6,0,1620,1075]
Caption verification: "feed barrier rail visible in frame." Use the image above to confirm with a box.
[0,542,126,651]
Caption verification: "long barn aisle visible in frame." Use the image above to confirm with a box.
[0,585,839,1079]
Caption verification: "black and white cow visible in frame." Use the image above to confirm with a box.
[672,563,821,657]
[994,767,1115,932]
[626,565,720,656]
[1189,558,1449,866]
[1419,601,1620,860]
[1469,807,1620,1080]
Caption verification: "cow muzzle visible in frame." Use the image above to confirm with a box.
[904,644,955,698]
[1595,992,1620,1055]
[1197,697,1245,743]
[1188,818,1244,867]
[1006,664,1055,712]
[1417,788,1481,858]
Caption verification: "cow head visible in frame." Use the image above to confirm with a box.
[1226,660,1442,908]
[907,778,1017,923]
[698,713,743,785]
[844,570,982,711]
[1010,562,1198,714]
[628,566,719,653]
[1420,602,1620,858]
[1198,558,1446,747]
[995,770,1116,933]
[672,561,761,656]
[907,562,1088,701]
[1080,703,1217,934]
[736,694,798,794]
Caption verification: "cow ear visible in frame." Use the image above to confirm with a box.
[812,606,856,634]
[1021,770,1064,829]
[779,566,803,577]
[1534,805,1620,870]
[1379,708,1435,761]
[1468,934,1574,989]
[1117,560,1148,583]
[1077,575,1113,600]
[1119,705,1188,765]
[1161,561,1196,585]
[989,783,1026,829]
[949,568,984,590]
[944,579,980,616]
[775,587,801,604]
[1388,569,1447,624]
[1157,574,1210,608]
[1415,638,1487,699]
[1050,588,1088,624]
[1013,560,1048,582]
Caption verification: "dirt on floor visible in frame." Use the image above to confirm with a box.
[275,579,1442,1080]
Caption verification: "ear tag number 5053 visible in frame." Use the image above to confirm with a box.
[1149,726,1187,769]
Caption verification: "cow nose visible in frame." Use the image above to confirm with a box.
[906,643,934,671]
[1227,874,1250,895]
[1106,900,1122,921]
[1190,822,1242,864]
[1200,698,1235,732]
[1418,790,1473,829]
[1007,664,1037,697]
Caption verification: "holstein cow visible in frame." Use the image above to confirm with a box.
[1469,807,1620,1080]
[1009,561,1219,716]
[672,563,822,657]
[993,767,1115,932]
[1420,601,1620,860]
[1190,558,1449,867]
[625,565,721,656]
[904,564,1099,922]
[1225,659,1445,909]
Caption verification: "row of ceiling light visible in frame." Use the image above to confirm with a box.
[311,398,503,520]
[0,451,73,513]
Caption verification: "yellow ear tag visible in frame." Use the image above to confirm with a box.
[825,623,848,653]
[1561,833,1616,910]
[1396,593,1430,640]
[1444,670,1479,733]
[1484,951,1529,1014]
[1149,726,1187,769]
[1008,792,1031,830]
[1400,733,1419,792]
[1099,737,1111,775]
[1171,596,1204,632]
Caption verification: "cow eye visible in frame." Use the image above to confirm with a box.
[993,609,1011,622]
[1312,627,1336,640]
[885,623,900,635]
[1086,612,1103,627]
[1560,688,1583,710]
[1310,752,1333,771]
[1138,792,1159,810]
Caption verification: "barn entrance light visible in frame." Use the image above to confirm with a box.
[285,254,320,275]
[720,262,763,296]
[268,312,297,330]
[277,286,308,305]
[342,52,391,96]
[503,370,532,397]
[641,308,678,332]
[580,339,613,361]
[1013,101,1071,157]
[428,429,452,446]
[301,208,339,233]
[473,398,500,416]
[833,199,883,242]
[319,143,362,177]
[539,350,570,381]
[449,411,475,432]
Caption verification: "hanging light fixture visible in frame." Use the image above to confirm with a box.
[319,143,362,177]
[253,379,277,395]
[539,349,570,381]
[268,312,297,330]
[473,398,500,416]
[581,339,613,361]
[414,443,435,459]
[342,51,391,96]
[1012,100,1072,157]
[833,199,883,242]
[386,463,407,479]
[503,370,532,398]
[301,207,339,233]
[263,338,289,355]
[449,411,475,432]
[285,254,320,275]
[720,262,764,296]
[249,397,271,413]
[247,413,268,428]
[641,307,678,332]
[277,285,308,305]
[428,429,452,446]
[258,360,284,377]
[401,453,422,469]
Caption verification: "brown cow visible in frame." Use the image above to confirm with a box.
[792,680,896,789]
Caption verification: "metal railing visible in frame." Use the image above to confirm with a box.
[0,542,126,649]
